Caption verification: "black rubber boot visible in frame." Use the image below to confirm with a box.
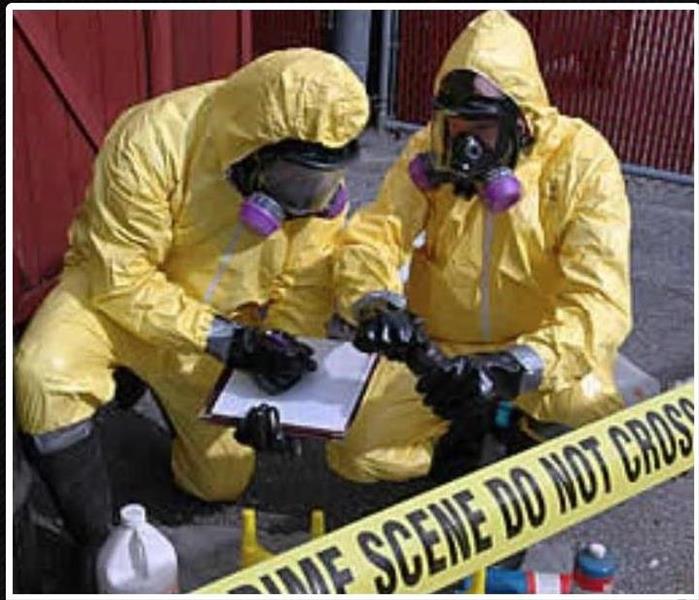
[27,425,114,593]
[113,366,147,411]
[13,428,38,593]
[428,419,490,484]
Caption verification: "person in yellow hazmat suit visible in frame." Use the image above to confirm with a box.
[14,48,369,587]
[326,10,632,486]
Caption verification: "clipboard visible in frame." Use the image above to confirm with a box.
[201,338,379,439]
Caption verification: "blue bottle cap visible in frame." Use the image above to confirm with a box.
[575,543,618,579]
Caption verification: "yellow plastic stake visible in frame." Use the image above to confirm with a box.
[468,568,486,594]
[310,508,325,539]
[240,508,274,568]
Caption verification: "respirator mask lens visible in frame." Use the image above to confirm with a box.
[258,158,345,217]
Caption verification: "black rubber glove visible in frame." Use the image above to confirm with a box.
[416,352,528,422]
[234,404,301,456]
[353,309,430,361]
[241,329,317,394]
[207,317,317,394]
[421,354,518,483]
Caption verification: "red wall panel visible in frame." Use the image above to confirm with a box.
[251,10,327,57]
[171,11,252,87]
[14,16,92,323]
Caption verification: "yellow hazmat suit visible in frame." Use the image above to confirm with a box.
[327,10,632,482]
[15,49,369,501]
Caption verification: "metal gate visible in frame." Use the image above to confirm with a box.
[12,9,252,326]
[392,10,694,175]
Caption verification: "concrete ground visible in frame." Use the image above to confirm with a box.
[13,129,694,594]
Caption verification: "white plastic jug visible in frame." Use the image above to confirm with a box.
[96,504,179,593]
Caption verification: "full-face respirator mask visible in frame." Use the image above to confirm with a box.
[409,70,532,213]
[226,139,358,236]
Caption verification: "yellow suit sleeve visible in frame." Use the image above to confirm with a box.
[73,115,216,353]
[517,141,632,417]
[333,131,430,322]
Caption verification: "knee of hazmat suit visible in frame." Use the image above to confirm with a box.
[333,9,632,435]
[16,49,369,447]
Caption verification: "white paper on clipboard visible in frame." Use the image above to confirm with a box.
[202,338,377,438]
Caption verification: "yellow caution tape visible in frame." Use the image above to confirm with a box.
[194,383,694,594]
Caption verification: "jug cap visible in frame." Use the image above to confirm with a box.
[120,504,147,527]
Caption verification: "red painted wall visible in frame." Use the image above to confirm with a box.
[251,10,327,57]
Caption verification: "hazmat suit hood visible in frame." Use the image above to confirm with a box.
[434,10,552,131]
[208,48,370,171]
